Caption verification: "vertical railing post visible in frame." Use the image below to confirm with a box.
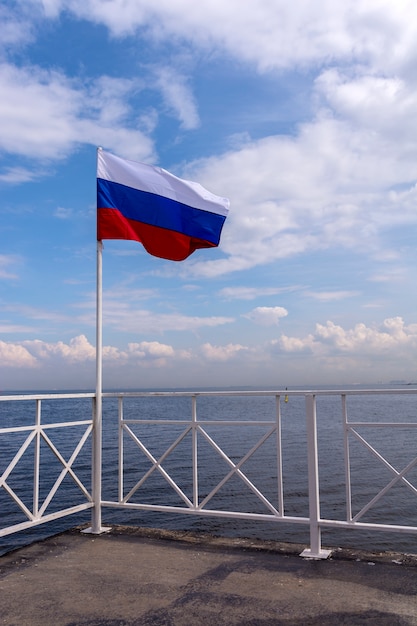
[300,394,331,559]
[83,397,110,534]
[91,393,102,532]
[342,394,353,521]
[33,399,41,518]
[192,395,198,508]
[92,390,102,531]
[118,396,124,503]
[275,395,284,515]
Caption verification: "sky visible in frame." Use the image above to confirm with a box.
[0,0,416,391]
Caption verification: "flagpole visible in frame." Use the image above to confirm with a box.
[91,238,103,533]
[83,148,110,535]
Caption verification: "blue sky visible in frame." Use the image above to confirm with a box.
[0,0,416,390]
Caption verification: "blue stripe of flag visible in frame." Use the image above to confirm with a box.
[97,178,226,246]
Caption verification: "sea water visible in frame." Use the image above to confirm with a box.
[1,386,416,556]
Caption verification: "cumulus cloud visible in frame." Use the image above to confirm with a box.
[0,333,190,388]
[128,341,175,359]
[0,341,37,367]
[200,342,247,361]
[5,320,414,371]
[276,317,417,356]
[276,334,316,354]
[22,334,96,362]
[0,318,415,387]
[0,335,188,379]
[244,306,288,326]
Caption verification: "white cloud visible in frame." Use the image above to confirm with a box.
[315,71,417,142]
[75,291,235,334]
[0,63,155,161]
[219,286,296,300]
[277,317,417,356]
[102,345,126,361]
[50,1,417,74]
[244,306,288,326]
[184,108,417,277]
[36,0,63,18]
[2,291,234,336]
[122,340,185,367]
[0,324,37,333]
[201,342,247,361]
[0,5,34,51]
[0,341,37,367]
[0,318,415,387]
[304,291,360,302]
[382,316,417,341]
[128,341,175,359]
[275,334,316,354]
[101,303,234,334]
[0,166,39,184]
[0,335,185,373]
[152,66,200,130]
[22,334,96,362]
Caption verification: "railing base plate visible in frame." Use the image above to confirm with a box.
[300,548,332,560]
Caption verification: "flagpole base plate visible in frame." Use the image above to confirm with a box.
[300,548,332,559]
[81,526,112,535]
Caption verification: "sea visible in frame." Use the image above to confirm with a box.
[1,385,416,557]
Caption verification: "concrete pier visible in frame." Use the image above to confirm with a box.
[1,526,417,625]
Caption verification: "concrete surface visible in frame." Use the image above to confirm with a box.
[0,525,417,625]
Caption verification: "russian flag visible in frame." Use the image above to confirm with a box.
[97,150,229,261]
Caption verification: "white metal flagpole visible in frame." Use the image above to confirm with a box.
[92,238,103,532]
[84,148,109,535]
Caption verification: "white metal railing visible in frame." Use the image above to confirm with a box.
[0,393,94,538]
[1,389,416,557]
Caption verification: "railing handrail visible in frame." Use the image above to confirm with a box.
[1,388,415,402]
[101,388,417,397]
[0,392,96,402]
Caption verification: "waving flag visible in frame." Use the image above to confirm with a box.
[97,149,229,261]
